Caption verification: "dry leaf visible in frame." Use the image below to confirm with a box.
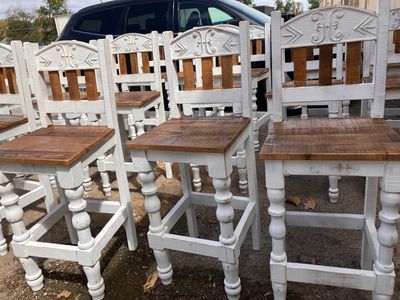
[310,257,318,265]
[286,196,301,207]
[143,271,158,293]
[57,290,71,299]
[208,216,219,225]
[304,197,316,210]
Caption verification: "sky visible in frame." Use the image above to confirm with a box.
[0,0,309,19]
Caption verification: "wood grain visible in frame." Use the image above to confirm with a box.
[126,117,250,153]
[346,42,362,84]
[130,53,139,74]
[319,44,333,86]
[48,71,63,101]
[292,47,307,86]
[5,67,18,94]
[394,30,400,53]
[142,52,150,74]
[201,57,213,89]
[0,125,114,166]
[119,54,128,75]
[260,118,400,161]
[85,69,98,100]
[115,91,160,107]
[221,55,233,89]
[0,114,28,131]
[66,70,80,100]
[183,59,195,90]
[0,68,7,94]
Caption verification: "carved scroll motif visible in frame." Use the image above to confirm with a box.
[0,45,13,67]
[311,8,344,44]
[390,10,400,30]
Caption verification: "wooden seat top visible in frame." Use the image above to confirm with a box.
[0,125,114,166]
[0,114,28,132]
[126,116,250,153]
[115,91,161,107]
[364,75,400,90]
[260,118,400,161]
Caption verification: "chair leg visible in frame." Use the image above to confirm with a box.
[0,174,43,291]
[237,145,248,195]
[38,175,57,212]
[251,86,259,152]
[361,177,378,270]
[342,100,350,118]
[328,175,339,203]
[301,106,308,119]
[135,121,145,136]
[179,163,198,238]
[372,180,399,299]
[57,185,78,245]
[360,99,370,117]
[97,155,111,197]
[139,168,173,284]
[191,164,201,192]
[48,175,57,189]
[64,185,104,299]
[83,166,93,195]
[212,177,241,299]
[127,114,136,140]
[165,162,173,179]
[0,221,7,256]
[267,186,287,300]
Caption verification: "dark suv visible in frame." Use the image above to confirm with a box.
[58,0,270,42]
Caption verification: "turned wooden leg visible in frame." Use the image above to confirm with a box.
[0,174,43,291]
[213,177,241,299]
[328,175,339,203]
[97,155,111,197]
[83,166,92,195]
[0,222,7,256]
[135,121,145,136]
[251,86,259,152]
[342,100,350,118]
[236,145,248,195]
[301,106,308,119]
[49,175,57,189]
[80,113,89,126]
[268,187,287,300]
[139,169,173,284]
[179,163,198,238]
[372,184,399,299]
[65,185,104,299]
[191,164,201,192]
[127,114,136,140]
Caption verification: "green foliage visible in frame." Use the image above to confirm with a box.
[0,20,7,41]
[308,0,320,9]
[5,6,42,43]
[35,0,71,44]
[237,0,253,6]
[275,0,304,15]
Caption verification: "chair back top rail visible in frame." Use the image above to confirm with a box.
[271,4,390,120]
[163,22,252,118]
[24,39,119,129]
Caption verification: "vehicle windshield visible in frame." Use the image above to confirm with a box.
[218,0,270,25]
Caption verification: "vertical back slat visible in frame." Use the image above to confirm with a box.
[306,47,314,61]
[292,47,307,86]
[5,67,18,94]
[66,70,80,100]
[201,57,213,89]
[48,71,64,100]
[0,68,7,94]
[119,54,128,74]
[319,44,333,86]
[394,30,400,53]
[221,55,233,89]
[256,39,263,55]
[159,46,165,60]
[85,70,98,100]
[142,52,150,73]
[183,59,195,90]
[232,55,239,65]
[130,53,139,74]
[346,41,362,84]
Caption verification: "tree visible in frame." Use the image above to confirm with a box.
[35,0,71,44]
[308,0,320,9]
[0,20,7,41]
[275,0,304,15]
[237,0,253,6]
[5,6,42,42]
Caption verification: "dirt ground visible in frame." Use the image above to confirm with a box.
[0,103,399,299]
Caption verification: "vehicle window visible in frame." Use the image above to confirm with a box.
[75,7,124,34]
[125,2,169,34]
[179,2,235,31]
[208,7,234,25]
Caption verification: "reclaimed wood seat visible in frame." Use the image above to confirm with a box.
[260,118,400,161]
[262,6,399,299]
[128,116,250,153]
[115,91,161,107]
[0,114,27,132]
[128,23,260,299]
[364,74,400,89]
[0,125,114,166]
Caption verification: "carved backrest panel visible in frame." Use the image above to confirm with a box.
[164,22,251,118]
[389,9,400,54]
[271,4,389,120]
[281,7,377,49]
[112,33,153,54]
[0,44,18,95]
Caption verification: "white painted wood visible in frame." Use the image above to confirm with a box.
[285,211,365,229]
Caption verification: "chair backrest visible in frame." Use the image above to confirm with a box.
[163,21,252,118]
[0,42,35,128]
[24,39,120,130]
[271,4,390,121]
[388,8,400,63]
[107,31,162,92]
